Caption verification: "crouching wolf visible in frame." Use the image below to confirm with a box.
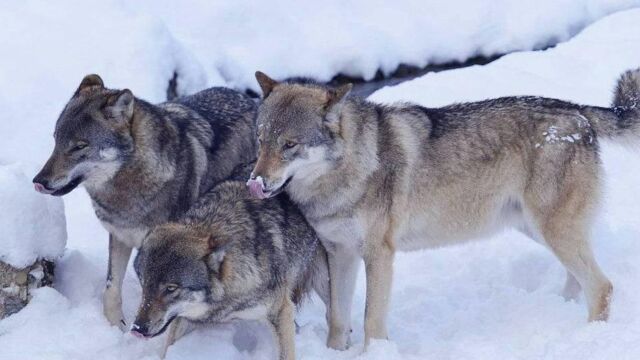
[247,69,640,349]
[32,75,257,329]
[131,181,328,360]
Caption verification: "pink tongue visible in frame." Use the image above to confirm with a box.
[246,179,268,199]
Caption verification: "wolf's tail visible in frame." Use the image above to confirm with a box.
[586,68,640,140]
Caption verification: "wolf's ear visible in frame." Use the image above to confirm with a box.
[104,89,134,122]
[255,71,278,98]
[205,235,227,274]
[76,74,104,95]
[326,83,352,108]
[324,83,352,125]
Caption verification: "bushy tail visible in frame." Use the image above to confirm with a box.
[588,68,640,140]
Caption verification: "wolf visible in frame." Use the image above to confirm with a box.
[131,181,328,360]
[32,74,257,330]
[247,69,640,349]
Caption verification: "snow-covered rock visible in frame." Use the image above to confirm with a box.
[0,164,66,268]
[0,163,65,318]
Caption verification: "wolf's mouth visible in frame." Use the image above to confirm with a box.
[51,176,84,196]
[145,315,177,338]
[247,176,292,199]
[266,176,292,198]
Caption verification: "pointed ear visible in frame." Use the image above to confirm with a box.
[326,83,352,109]
[255,71,278,98]
[76,74,104,95]
[205,235,227,274]
[104,89,134,121]
[324,84,352,126]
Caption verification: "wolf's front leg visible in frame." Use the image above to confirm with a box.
[326,245,360,350]
[269,295,296,360]
[103,234,132,331]
[363,240,394,346]
[161,318,193,358]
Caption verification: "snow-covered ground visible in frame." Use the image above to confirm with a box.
[2,3,640,360]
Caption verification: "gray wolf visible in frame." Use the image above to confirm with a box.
[131,181,328,360]
[247,69,640,349]
[32,74,257,330]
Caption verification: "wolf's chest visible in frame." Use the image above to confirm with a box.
[99,220,148,248]
[311,216,365,250]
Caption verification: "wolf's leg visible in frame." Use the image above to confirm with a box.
[269,295,296,360]
[543,226,612,321]
[161,318,193,359]
[562,271,582,301]
[310,246,331,331]
[103,234,132,331]
[526,187,612,321]
[326,246,360,350]
[363,239,394,346]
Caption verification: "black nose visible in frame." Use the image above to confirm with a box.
[32,176,53,194]
[130,323,148,338]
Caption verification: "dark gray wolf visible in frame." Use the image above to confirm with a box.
[32,74,257,329]
[131,181,328,360]
[247,69,640,349]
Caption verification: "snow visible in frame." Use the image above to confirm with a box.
[2,3,640,360]
[125,0,640,91]
[0,164,66,268]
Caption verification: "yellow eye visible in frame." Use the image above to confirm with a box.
[166,284,178,293]
[284,141,297,150]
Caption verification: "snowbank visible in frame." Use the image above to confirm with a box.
[0,164,66,268]
[130,0,640,90]
[1,0,639,167]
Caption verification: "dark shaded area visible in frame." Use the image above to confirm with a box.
[166,71,179,101]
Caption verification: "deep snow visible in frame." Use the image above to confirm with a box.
[2,4,640,360]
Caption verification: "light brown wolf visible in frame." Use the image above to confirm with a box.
[246,69,640,349]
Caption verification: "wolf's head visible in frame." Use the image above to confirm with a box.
[131,224,229,338]
[32,74,136,196]
[246,72,352,199]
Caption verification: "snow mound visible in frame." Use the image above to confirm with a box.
[0,164,66,268]
[130,0,640,91]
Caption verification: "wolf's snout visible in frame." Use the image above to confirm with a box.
[32,175,54,194]
[130,323,149,339]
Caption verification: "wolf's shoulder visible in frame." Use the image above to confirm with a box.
[172,87,257,118]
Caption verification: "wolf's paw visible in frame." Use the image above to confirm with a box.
[103,293,126,331]
[326,327,351,350]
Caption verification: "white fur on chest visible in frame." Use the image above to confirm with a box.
[100,221,148,248]
[311,215,365,250]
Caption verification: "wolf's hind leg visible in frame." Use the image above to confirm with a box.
[103,234,132,331]
[562,271,582,301]
[525,185,612,321]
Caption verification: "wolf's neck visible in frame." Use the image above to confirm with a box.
[88,103,176,199]
[288,101,380,218]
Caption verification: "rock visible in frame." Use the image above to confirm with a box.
[0,259,55,318]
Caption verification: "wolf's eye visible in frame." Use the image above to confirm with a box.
[71,142,88,152]
[166,284,178,293]
[283,141,297,150]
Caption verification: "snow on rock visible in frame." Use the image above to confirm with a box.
[129,0,640,91]
[0,164,66,268]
